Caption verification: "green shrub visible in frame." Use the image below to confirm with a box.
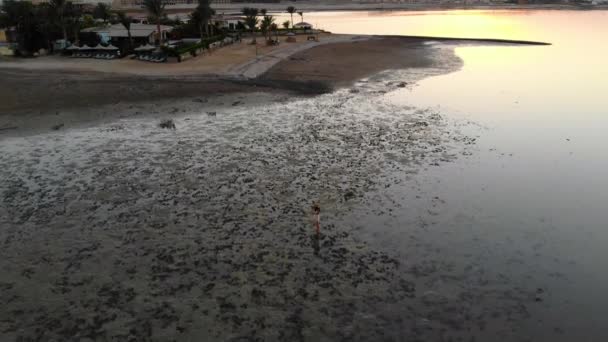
[162,35,227,59]
[163,35,226,57]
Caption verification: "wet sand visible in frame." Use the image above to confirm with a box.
[262,37,435,87]
[0,37,542,341]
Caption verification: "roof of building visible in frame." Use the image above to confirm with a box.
[81,24,173,38]
[294,22,313,28]
[215,15,244,21]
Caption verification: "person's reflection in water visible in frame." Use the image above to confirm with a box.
[311,203,321,256]
[312,234,320,256]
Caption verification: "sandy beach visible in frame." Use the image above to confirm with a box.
[0,31,554,341]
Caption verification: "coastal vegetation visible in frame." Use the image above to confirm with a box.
[0,0,93,55]
[92,2,111,23]
[191,0,215,40]
[242,7,260,44]
[286,6,296,28]
[0,0,215,55]
[142,0,166,46]
[115,11,133,51]
[0,0,308,57]
[260,14,276,43]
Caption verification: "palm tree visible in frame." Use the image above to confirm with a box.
[1,0,37,54]
[143,0,166,46]
[65,2,81,44]
[286,6,295,28]
[282,20,289,30]
[270,22,278,42]
[116,11,133,51]
[190,11,203,41]
[93,3,111,23]
[260,8,267,16]
[260,15,274,43]
[242,7,259,44]
[297,11,304,24]
[35,3,55,51]
[49,0,68,42]
[193,0,215,39]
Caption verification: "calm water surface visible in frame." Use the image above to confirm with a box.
[287,10,608,340]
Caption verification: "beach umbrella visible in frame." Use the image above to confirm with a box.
[94,44,105,50]
[80,44,92,50]
[66,45,80,50]
[105,44,119,50]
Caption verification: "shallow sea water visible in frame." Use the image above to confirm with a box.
[301,9,608,341]
[0,46,488,340]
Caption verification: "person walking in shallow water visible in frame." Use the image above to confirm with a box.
[312,203,320,236]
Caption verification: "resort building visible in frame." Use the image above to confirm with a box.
[293,22,313,30]
[112,0,231,10]
[30,0,112,4]
[212,14,245,31]
[81,23,173,46]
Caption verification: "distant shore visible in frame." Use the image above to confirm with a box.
[168,3,608,14]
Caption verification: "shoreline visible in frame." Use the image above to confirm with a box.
[0,34,549,79]
[0,34,548,135]
[158,3,608,13]
[376,35,551,46]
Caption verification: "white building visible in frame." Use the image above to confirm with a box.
[30,0,113,4]
[112,0,230,10]
[81,23,173,44]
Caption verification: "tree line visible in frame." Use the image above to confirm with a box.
[1,0,306,56]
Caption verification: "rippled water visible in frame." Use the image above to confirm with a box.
[292,9,608,341]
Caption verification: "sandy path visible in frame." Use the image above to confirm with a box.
[227,34,365,78]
